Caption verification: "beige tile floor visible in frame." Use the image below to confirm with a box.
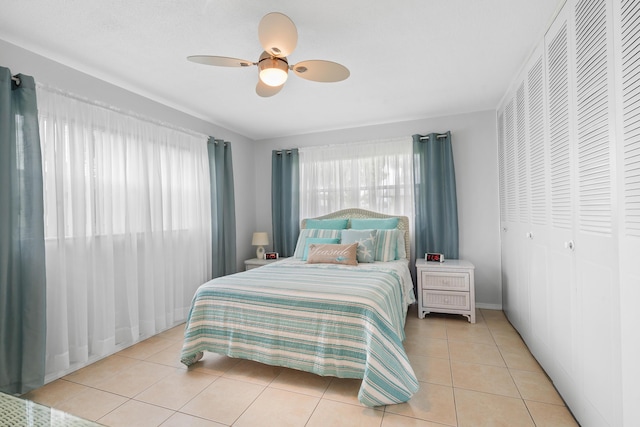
[22,306,579,426]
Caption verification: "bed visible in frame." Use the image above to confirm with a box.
[180,208,418,406]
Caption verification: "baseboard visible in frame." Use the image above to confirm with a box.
[476,302,502,310]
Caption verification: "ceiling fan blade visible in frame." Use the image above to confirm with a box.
[187,55,254,67]
[292,60,350,82]
[258,12,298,57]
[256,79,284,97]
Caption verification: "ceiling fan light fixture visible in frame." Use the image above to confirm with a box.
[259,56,289,87]
[189,13,350,96]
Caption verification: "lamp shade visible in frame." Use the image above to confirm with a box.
[258,55,289,87]
[252,232,269,246]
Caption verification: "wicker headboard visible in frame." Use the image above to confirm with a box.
[301,208,410,260]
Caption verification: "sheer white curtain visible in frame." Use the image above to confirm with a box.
[37,86,212,380]
[299,137,414,221]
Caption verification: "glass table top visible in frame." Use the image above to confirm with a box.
[0,392,102,427]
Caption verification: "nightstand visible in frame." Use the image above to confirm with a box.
[416,259,476,323]
[244,257,283,270]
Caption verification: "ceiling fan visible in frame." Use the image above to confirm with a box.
[188,12,350,97]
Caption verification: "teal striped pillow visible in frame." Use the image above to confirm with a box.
[293,229,342,259]
[396,231,407,259]
[375,229,401,261]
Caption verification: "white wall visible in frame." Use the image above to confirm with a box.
[252,110,503,308]
[1,38,257,273]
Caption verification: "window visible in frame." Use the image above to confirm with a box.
[36,85,211,380]
[299,137,413,221]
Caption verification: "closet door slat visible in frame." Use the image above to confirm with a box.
[576,0,612,235]
[548,22,573,230]
[528,57,547,226]
[517,83,529,224]
[498,112,507,223]
[623,0,640,236]
[505,100,517,222]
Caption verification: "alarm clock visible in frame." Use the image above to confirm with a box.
[265,252,279,260]
[425,253,444,262]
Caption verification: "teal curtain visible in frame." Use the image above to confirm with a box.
[0,68,47,394]
[208,138,236,277]
[413,131,459,260]
[272,149,300,257]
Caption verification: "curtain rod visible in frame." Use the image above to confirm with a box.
[211,139,229,146]
[420,134,448,140]
[11,75,21,86]
[274,149,295,154]
[37,83,208,140]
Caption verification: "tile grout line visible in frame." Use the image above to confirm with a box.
[449,309,490,427]
[91,337,206,426]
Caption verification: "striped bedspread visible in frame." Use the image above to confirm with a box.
[180,258,418,406]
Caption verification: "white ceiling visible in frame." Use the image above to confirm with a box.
[0,0,562,140]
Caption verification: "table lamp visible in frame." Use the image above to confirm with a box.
[252,232,269,259]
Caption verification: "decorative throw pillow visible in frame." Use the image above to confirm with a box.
[306,243,358,266]
[302,237,340,260]
[396,231,407,259]
[350,217,399,230]
[293,229,342,259]
[305,218,349,229]
[375,229,401,262]
[341,229,377,263]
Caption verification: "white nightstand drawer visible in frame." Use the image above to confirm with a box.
[422,271,470,291]
[423,290,470,310]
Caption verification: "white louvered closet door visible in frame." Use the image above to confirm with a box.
[500,98,520,327]
[524,47,554,369]
[514,81,533,338]
[543,6,581,407]
[617,0,640,424]
[497,109,518,328]
[572,0,621,425]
